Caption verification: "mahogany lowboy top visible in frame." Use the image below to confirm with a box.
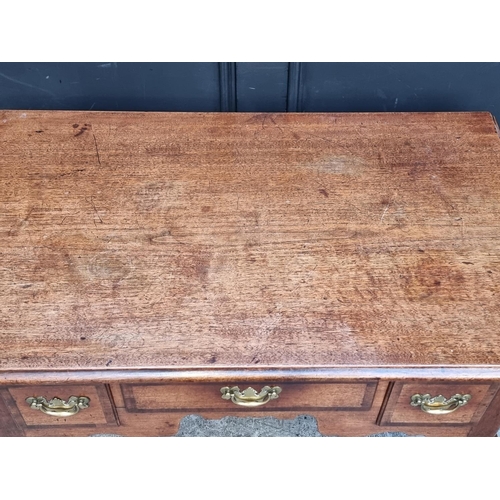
[1,110,500,376]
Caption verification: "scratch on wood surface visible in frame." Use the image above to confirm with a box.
[456,216,466,239]
[88,196,103,226]
[429,170,460,216]
[56,169,86,178]
[378,147,387,166]
[91,130,102,167]
[269,115,284,134]
[380,204,390,222]
[380,191,398,223]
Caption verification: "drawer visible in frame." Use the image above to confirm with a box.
[120,381,378,412]
[379,381,498,426]
[3,384,117,428]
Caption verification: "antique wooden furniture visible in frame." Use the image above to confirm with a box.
[1,110,500,437]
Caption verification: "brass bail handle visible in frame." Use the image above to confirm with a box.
[410,393,471,414]
[25,396,91,417]
[220,386,282,407]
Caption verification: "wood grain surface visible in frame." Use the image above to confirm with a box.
[379,381,497,426]
[7,383,117,427]
[120,381,377,412]
[1,111,500,371]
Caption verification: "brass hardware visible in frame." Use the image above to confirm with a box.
[25,396,90,417]
[410,393,471,414]
[220,386,282,407]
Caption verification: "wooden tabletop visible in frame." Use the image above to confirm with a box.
[1,110,500,372]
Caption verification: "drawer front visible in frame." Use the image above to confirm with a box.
[4,385,117,428]
[121,381,378,412]
[380,382,498,426]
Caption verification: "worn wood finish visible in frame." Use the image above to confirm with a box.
[0,389,24,436]
[1,111,500,372]
[468,385,500,436]
[315,380,469,436]
[5,384,117,429]
[113,412,468,437]
[3,379,496,436]
[112,380,467,437]
[110,380,477,437]
[121,381,377,412]
[1,110,500,437]
[379,381,497,426]
[2,367,500,385]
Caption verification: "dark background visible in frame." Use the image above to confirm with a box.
[0,63,499,118]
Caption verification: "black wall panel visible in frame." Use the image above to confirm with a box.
[0,63,498,119]
[236,63,288,112]
[299,63,500,117]
[0,63,220,111]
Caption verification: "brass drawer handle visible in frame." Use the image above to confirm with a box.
[25,396,90,417]
[220,386,282,407]
[410,393,471,414]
